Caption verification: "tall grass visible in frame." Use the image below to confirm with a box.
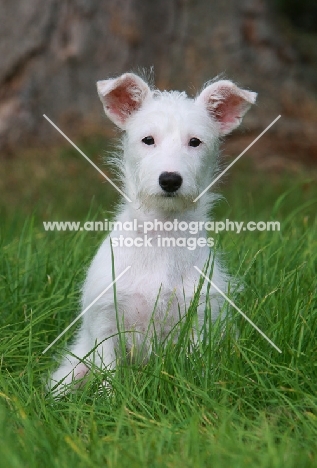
[1,147,317,467]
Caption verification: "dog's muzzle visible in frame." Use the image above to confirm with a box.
[159,172,183,194]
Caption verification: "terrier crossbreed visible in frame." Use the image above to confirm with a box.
[50,72,256,394]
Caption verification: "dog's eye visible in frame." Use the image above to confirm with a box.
[142,136,155,145]
[189,137,202,147]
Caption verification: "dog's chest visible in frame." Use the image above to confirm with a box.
[113,246,205,333]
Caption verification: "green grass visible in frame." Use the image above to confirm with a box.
[1,142,317,467]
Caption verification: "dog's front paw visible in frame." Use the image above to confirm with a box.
[48,362,89,397]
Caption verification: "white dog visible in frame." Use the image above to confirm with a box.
[49,72,256,394]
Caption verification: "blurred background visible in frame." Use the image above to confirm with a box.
[1,0,317,221]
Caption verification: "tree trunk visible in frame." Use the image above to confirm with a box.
[0,0,316,161]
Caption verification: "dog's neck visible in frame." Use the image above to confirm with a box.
[115,200,212,238]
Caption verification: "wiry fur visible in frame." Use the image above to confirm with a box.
[49,73,256,395]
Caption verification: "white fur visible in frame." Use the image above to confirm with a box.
[49,73,256,394]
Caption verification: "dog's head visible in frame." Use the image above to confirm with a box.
[97,73,256,213]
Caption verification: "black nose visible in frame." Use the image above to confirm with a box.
[159,172,183,193]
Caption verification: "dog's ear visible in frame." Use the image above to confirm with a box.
[97,73,151,129]
[196,80,257,136]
